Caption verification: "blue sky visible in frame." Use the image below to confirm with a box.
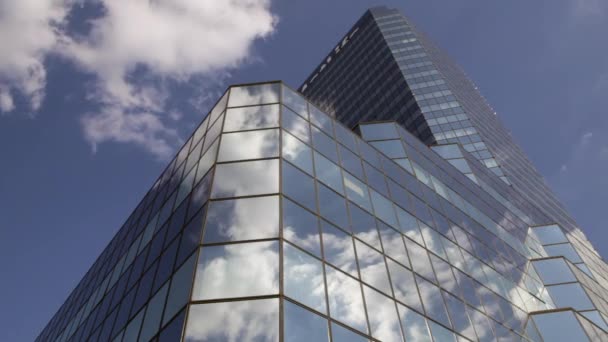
[1,0,607,340]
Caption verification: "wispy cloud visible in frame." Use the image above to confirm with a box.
[0,0,278,158]
[0,0,71,115]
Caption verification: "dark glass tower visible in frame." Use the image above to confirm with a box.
[300,6,608,292]
[37,8,608,342]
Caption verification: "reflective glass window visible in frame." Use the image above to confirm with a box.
[387,259,423,312]
[217,129,279,162]
[547,283,594,310]
[195,139,218,184]
[317,183,349,229]
[325,266,368,334]
[282,130,313,175]
[224,104,280,132]
[443,293,476,340]
[363,286,403,342]
[192,242,279,300]
[420,226,447,260]
[343,173,372,212]
[209,91,228,123]
[139,283,169,342]
[309,105,333,136]
[360,123,399,141]
[339,145,365,180]
[379,222,410,267]
[162,253,196,325]
[284,243,327,313]
[364,162,389,196]
[533,258,576,285]
[312,126,339,162]
[314,151,344,194]
[282,161,317,211]
[405,238,436,283]
[396,207,424,245]
[282,86,308,119]
[331,322,368,342]
[398,304,432,342]
[356,241,391,295]
[349,204,380,248]
[184,299,279,342]
[417,277,451,328]
[532,225,568,245]
[532,311,588,342]
[283,198,321,257]
[321,221,357,277]
[334,124,358,153]
[284,301,329,342]
[370,190,398,228]
[228,83,280,107]
[544,244,582,263]
[212,159,279,198]
[370,140,406,159]
[282,106,310,143]
[428,320,457,342]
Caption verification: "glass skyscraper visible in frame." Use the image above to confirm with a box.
[37,7,607,342]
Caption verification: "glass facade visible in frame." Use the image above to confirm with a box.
[36,8,607,341]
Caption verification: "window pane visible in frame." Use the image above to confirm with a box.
[228,83,280,107]
[364,163,389,196]
[325,266,368,334]
[282,130,313,175]
[378,222,409,267]
[334,124,358,153]
[284,243,327,313]
[184,299,279,342]
[339,145,365,180]
[317,183,348,229]
[314,151,344,194]
[162,253,196,325]
[282,161,317,211]
[139,283,169,342]
[224,104,279,132]
[283,198,321,257]
[533,258,576,285]
[284,301,329,342]
[343,173,372,212]
[218,129,279,162]
[360,123,398,140]
[428,320,457,342]
[370,190,398,228]
[398,304,432,342]
[203,196,279,243]
[417,277,452,328]
[370,140,406,158]
[363,286,402,342]
[405,238,436,282]
[547,283,594,310]
[356,240,391,295]
[212,159,279,198]
[321,221,357,278]
[396,207,424,245]
[309,105,333,136]
[532,224,568,245]
[532,311,588,342]
[282,86,308,119]
[349,204,380,249]
[387,259,423,312]
[544,244,582,263]
[282,106,310,143]
[192,242,279,300]
[312,126,339,162]
[331,322,368,342]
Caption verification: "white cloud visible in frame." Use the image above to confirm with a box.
[59,0,277,157]
[0,86,15,112]
[0,0,71,114]
[0,0,278,158]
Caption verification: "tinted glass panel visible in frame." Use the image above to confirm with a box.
[325,266,368,334]
[284,243,327,313]
[282,161,317,211]
[228,83,280,107]
[282,130,313,175]
[363,286,402,342]
[282,106,310,143]
[218,129,279,162]
[321,221,357,277]
[203,196,279,243]
[184,299,279,342]
[284,301,329,342]
[212,159,279,198]
[283,198,321,257]
[192,242,279,300]
[224,104,280,132]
